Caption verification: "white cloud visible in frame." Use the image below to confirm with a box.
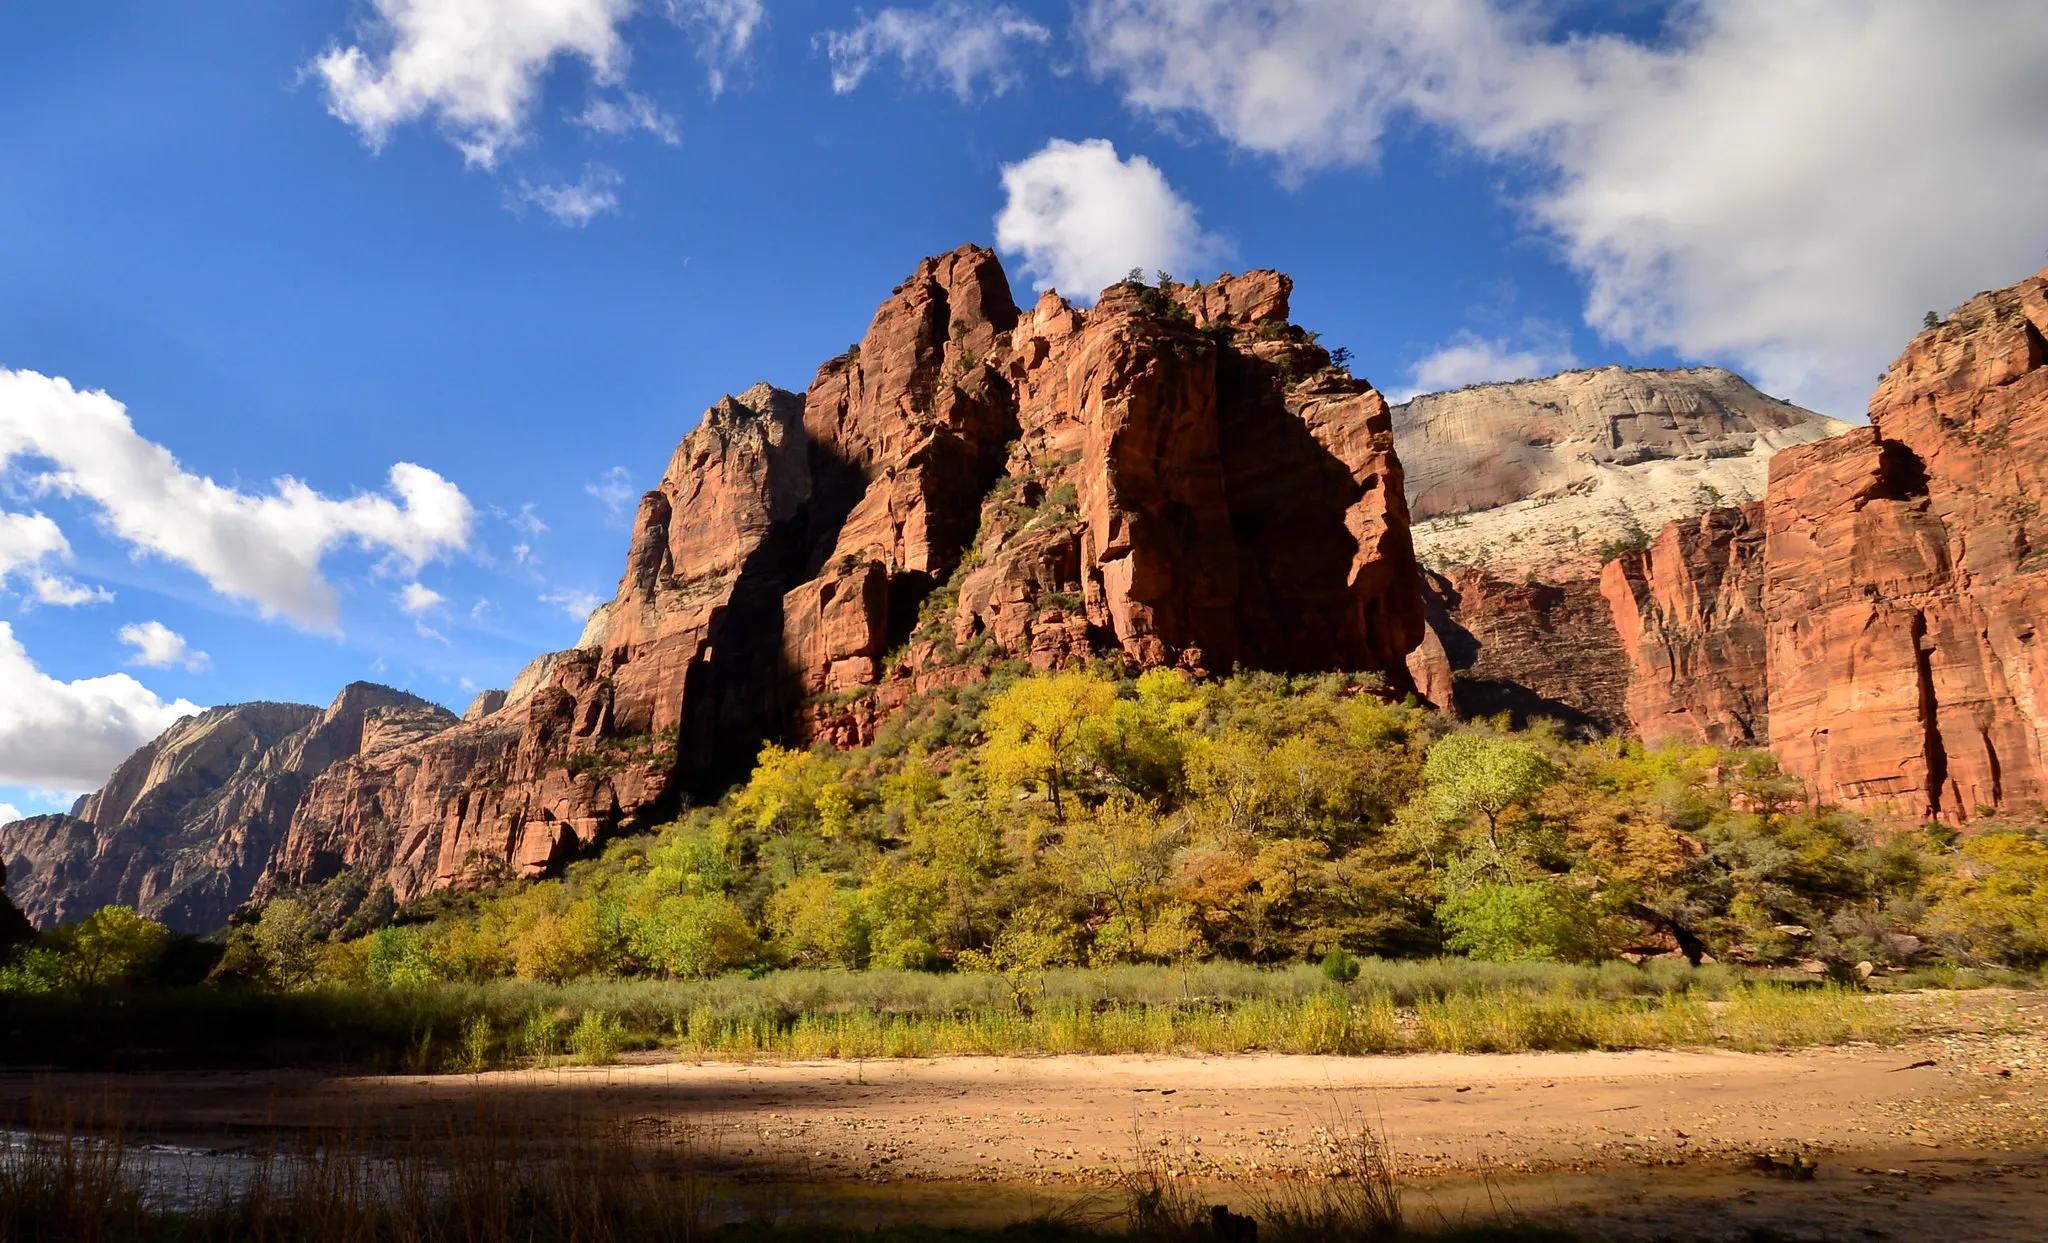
[511,503,547,538]
[118,621,211,672]
[0,621,202,789]
[585,465,638,518]
[399,581,445,614]
[0,509,111,607]
[1078,0,2048,417]
[994,138,1222,297]
[31,575,112,607]
[668,0,765,95]
[509,164,624,226]
[575,92,680,144]
[0,369,473,631]
[823,3,1050,100]
[1396,327,1577,401]
[541,589,606,619]
[310,0,637,168]
[0,803,21,826]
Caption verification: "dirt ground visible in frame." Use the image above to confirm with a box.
[4,991,2044,1240]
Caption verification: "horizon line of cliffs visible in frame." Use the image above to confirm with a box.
[3,249,2045,932]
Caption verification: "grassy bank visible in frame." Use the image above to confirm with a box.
[0,959,1989,1072]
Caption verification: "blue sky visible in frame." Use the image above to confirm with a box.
[3,0,2046,817]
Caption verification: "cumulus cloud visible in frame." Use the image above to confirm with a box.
[0,803,21,825]
[823,2,1051,100]
[118,621,211,672]
[508,164,624,226]
[0,621,202,789]
[0,369,473,631]
[1396,326,1577,401]
[574,91,680,143]
[0,509,109,607]
[994,138,1222,297]
[311,0,638,168]
[541,589,606,620]
[399,582,445,615]
[1078,0,2048,417]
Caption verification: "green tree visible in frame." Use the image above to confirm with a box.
[627,894,758,978]
[1925,833,2048,966]
[766,874,867,968]
[982,669,1117,823]
[51,906,169,988]
[1437,881,1604,963]
[250,896,323,988]
[1422,733,1557,856]
[366,925,444,987]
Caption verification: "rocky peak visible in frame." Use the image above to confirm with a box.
[1396,365,1848,579]
[73,702,318,831]
[248,247,1429,908]
[0,685,447,931]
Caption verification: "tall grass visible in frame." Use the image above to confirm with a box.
[0,958,1928,1072]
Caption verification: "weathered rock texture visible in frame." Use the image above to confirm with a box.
[1396,367,1842,729]
[0,686,443,932]
[255,248,1427,904]
[1600,504,1771,748]
[1762,270,2048,819]
[1396,366,1847,579]
[1414,569,1633,733]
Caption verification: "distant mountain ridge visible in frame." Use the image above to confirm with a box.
[0,683,449,932]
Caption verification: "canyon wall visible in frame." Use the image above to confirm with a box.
[1395,368,1841,731]
[1761,270,2048,819]
[258,247,1426,907]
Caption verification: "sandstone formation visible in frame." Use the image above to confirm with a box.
[255,248,1426,905]
[0,685,444,932]
[1762,270,2048,819]
[1413,569,1633,733]
[1396,366,1846,579]
[1601,505,1770,747]
[1396,367,1842,729]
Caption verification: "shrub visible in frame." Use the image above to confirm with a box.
[367,926,445,987]
[1319,947,1361,984]
[1438,882,1606,964]
[570,1010,627,1065]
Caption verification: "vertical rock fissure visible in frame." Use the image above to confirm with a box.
[1910,610,1949,819]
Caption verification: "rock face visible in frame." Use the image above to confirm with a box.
[1415,569,1633,733]
[0,686,444,932]
[0,860,30,949]
[1601,505,1770,747]
[1762,270,2048,819]
[258,247,1427,905]
[1395,367,1842,729]
[1396,366,1847,579]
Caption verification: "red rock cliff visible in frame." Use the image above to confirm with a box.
[260,248,1427,903]
[1764,269,2048,819]
[1602,504,1770,748]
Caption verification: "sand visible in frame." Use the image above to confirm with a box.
[3,991,2044,1239]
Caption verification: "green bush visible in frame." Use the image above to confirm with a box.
[1438,882,1606,964]
[570,1010,628,1065]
